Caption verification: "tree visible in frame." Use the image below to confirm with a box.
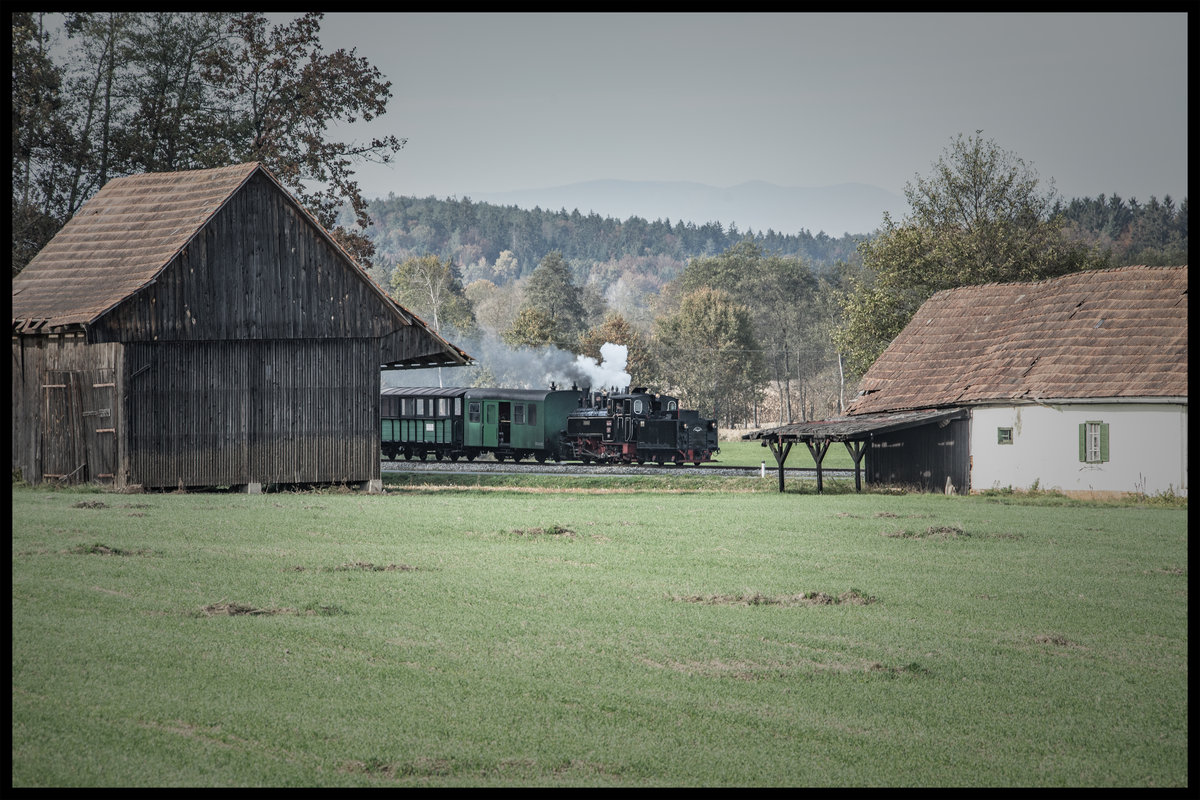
[837,131,1105,379]
[11,12,404,275]
[11,12,67,275]
[652,287,765,424]
[388,254,475,338]
[502,307,569,351]
[677,240,834,423]
[518,251,588,349]
[201,12,405,266]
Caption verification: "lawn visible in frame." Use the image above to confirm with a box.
[11,478,1188,786]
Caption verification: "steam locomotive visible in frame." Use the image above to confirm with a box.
[380,386,718,465]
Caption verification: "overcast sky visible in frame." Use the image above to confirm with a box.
[309,12,1188,209]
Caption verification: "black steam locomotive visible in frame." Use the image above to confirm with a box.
[381,386,718,465]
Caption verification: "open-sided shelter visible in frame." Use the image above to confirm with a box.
[12,162,471,491]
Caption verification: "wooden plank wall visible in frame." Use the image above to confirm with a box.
[89,171,401,344]
[867,418,971,492]
[127,339,379,488]
[11,336,122,485]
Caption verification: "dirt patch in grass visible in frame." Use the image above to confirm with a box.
[671,589,876,607]
[72,500,107,509]
[199,602,344,617]
[66,543,151,556]
[509,525,576,538]
[883,524,968,539]
[333,562,417,572]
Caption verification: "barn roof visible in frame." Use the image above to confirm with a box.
[847,265,1187,415]
[11,162,470,366]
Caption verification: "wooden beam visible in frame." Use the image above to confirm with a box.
[806,439,830,494]
[766,437,792,493]
[844,439,867,493]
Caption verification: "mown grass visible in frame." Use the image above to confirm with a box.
[11,479,1187,786]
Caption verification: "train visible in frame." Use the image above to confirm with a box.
[380,385,719,465]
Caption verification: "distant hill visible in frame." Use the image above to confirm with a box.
[466,179,907,237]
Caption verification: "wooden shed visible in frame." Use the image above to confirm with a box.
[12,162,471,491]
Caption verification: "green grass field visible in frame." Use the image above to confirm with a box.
[11,477,1188,786]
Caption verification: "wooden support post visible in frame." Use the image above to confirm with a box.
[844,440,867,493]
[766,437,792,493]
[806,439,829,494]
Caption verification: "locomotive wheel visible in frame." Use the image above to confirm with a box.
[536,454,546,464]
[495,453,505,462]
[403,451,412,461]
[466,453,476,462]
[448,453,459,462]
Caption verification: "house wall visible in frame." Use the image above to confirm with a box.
[970,402,1188,497]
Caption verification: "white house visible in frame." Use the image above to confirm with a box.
[846,265,1187,497]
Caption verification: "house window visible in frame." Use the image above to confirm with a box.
[997,427,1013,445]
[1079,421,1110,463]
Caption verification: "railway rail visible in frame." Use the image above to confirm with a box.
[383,459,855,480]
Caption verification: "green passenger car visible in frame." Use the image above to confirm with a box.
[381,386,585,462]
[462,388,583,462]
[380,387,468,461]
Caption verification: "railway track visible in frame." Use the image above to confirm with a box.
[383,459,855,480]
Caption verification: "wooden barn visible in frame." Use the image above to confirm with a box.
[747,265,1187,496]
[12,162,471,491]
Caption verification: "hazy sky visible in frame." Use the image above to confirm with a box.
[309,12,1187,208]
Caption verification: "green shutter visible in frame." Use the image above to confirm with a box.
[1099,422,1110,463]
[1079,424,1087,462]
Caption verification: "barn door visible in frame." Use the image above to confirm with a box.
[40,370,117,484]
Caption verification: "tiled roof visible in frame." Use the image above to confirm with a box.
[847,265,1188,415]
[12,163,263,329]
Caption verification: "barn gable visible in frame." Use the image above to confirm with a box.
[12,163,469,368]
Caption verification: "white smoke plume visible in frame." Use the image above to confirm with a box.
[383,334,631,392]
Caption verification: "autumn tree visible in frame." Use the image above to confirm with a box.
[389,254,475,340]
[201,12,404,266]
[10,11,403,275]
[652,287,765,424]
[679,240,833,423]
[502,307,569,351]
[836,131,1105,379]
